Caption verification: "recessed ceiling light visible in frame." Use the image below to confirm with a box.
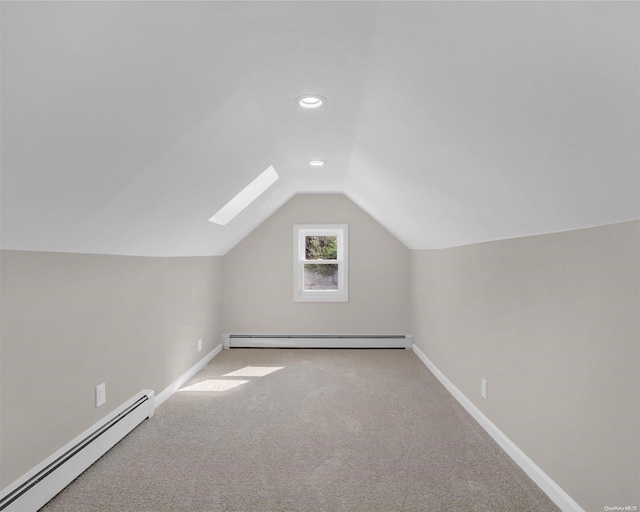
[309,160,325,167]
[297,95,327,109]
[208,165,279,225]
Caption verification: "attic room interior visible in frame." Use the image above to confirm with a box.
[0,1,638,511]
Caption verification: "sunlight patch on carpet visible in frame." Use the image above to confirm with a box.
[223,366,284,377]
[180,379,249,392]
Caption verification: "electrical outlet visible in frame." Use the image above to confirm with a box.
[96,383,106,408]
[481,379,488,399]
[198,338,202,352]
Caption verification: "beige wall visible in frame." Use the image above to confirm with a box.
[0,251,223,488]
[222,194,411,335]
[3,210,636,511]
[411,221,640,512]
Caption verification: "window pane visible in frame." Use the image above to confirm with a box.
[303,264,339,290]
[305,236,337,260]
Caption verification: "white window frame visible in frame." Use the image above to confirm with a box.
[293,224,348,302]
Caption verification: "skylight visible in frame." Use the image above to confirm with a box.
[209,165,279,225]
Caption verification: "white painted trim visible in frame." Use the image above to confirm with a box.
[0,390,154,512]
[227,335,413,349]
[293,224,349,302]
[411,344,585,512]
[154,343,223,408]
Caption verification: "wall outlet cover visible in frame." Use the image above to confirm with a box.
[96,383,106,407]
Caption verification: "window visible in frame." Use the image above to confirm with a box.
[293,225,348,302]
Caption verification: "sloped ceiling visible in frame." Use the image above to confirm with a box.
[1,1,638,256]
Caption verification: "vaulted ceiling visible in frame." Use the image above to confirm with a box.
[1,1,638,256]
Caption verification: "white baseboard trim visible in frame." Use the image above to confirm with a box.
[411,344,585,512]
[1,346,223,510]
[0,390,154,512]
[154,343,223,408]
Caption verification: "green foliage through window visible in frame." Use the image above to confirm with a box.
[305,236,337,260]
[304,263,339,283]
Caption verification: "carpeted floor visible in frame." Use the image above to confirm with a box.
[40,349,559,511]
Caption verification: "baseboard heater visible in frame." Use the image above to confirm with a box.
[0,389,155,512]
[223,334,414,349]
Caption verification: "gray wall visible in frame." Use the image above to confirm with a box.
[411,221,640,512]
[222,194,412,335]
[0,251,223,488]
[3,212,637,511]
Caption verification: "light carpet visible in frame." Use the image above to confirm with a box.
[40,349,559,511]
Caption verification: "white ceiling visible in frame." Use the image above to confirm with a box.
[1,1,638,256]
